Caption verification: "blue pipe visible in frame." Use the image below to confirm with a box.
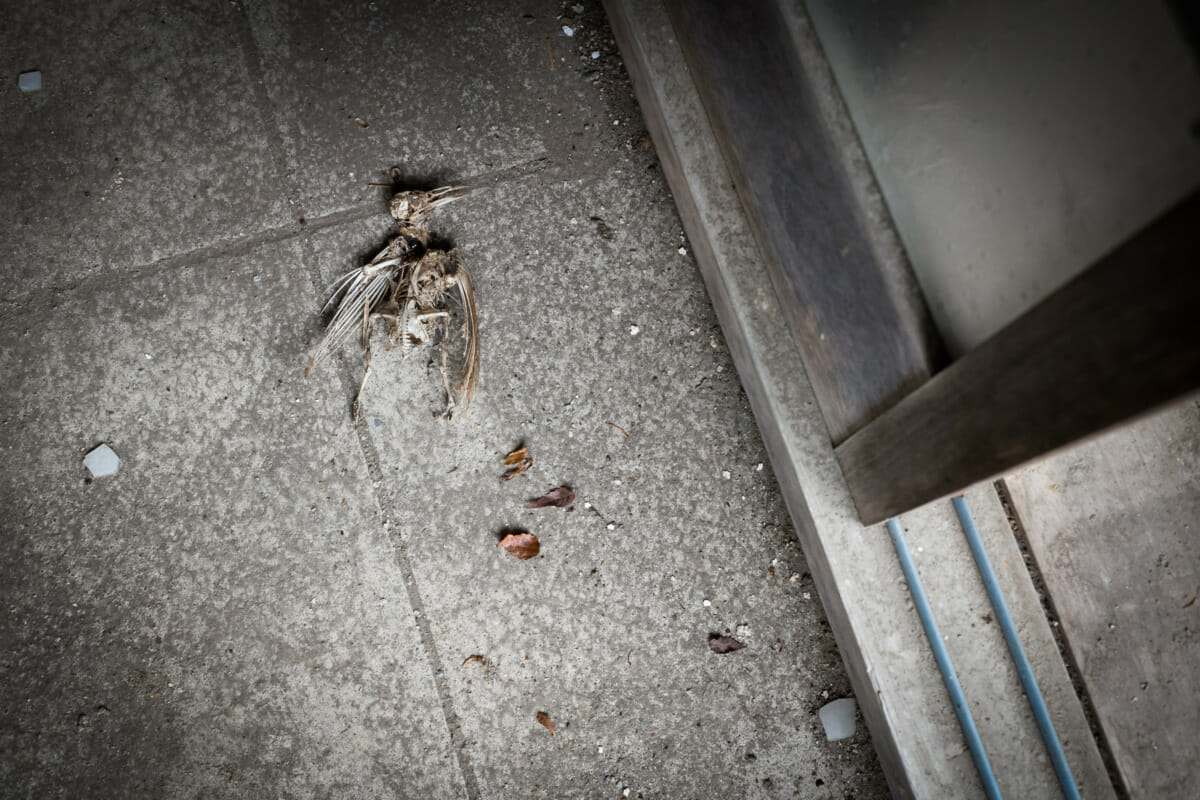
[953,496,1080,800]
[887,518,1004,800]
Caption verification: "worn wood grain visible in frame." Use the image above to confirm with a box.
[664,0,943,444]
[837,189,1200,524]
[1005,401,1200,799]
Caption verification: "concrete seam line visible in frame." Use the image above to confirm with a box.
[230,4,482,797]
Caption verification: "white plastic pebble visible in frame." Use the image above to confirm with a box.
[19,71,41,93]
[83,444,120,478]
[818,697,857,741]
[562,25,575,37]
[756,462,764,471]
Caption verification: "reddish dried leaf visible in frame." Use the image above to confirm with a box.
[708,635,746,654]
[461,654,486,667]
[504,446,528,466]
[498,532,540,559]
[524,487,575,508]
[536,711,556,736]
[501,457,533,481]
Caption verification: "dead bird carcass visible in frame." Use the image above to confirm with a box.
[306,184,480,418]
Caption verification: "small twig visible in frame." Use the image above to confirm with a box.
[605,421,629,437]
[367,182,392,188]
[546,38,556,70]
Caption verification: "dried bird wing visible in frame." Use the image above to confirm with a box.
[524,487,575,508]
[536,711,556,736]
[504,447,528,466]
[498,532,540,559]
[451,257,480,416]
[307,240,409,377]
[708,635,746,654]
[501,458,533,481]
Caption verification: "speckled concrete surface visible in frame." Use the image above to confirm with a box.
[0,2,887,797]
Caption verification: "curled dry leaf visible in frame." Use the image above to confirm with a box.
[536,711,556,736]
[461,654,486,667]
[708,634,746,654]
[501,457,533,481]
[524,487,575,508]
[504,446,528,466]
[498,532,540,559]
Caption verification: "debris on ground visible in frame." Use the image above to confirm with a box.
[524,487,575,508]
[504,446,528,465]
[18,71,41,93]
[461,654,486,667]
[818,697,857,741]
[708,634,745,654]
[536,710,557,736]
[306,171,479,419]
[83,444,119,478]
[498,532,540,559]
[502,457,533,481]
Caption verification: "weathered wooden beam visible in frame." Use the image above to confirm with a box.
[837,189,1200,525]
[664,0,944,444]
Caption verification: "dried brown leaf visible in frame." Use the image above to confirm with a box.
[501,457,533,481]
[708,635,746,654]
[524,487,575,508]
[504,446,528,466]
[498,532,540,559]
[461,654,486,667]
[536,711,556,736]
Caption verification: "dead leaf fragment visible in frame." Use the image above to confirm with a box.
[462,654,486,667]
[501,457,533,481]
[504,446,528,465]
[708,634,746,654]
[536,711,556,736]
[498,532,540,559]
[353,117,369,128]
[524,487,575,508]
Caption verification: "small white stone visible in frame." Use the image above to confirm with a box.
[819,697,857,741]
[613,119,620,125]
[802,592,811,600]
[756,462,764,471]
[606,523,615,530]
[678,246,687,255]
[144,353,152,360]
[562,25,575,37]
[597,745,604,753]
[629,324,639,335]
[702,599,711,607]
[83,444,119,478]
[591,50,601,59]
[722,470,731,479]
[584,502,592,509]
[18,71,41,93]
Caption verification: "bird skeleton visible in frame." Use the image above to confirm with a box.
[306,184,479,419]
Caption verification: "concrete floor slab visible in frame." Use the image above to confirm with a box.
[242,1,583,220]
[304,169,889,795]
[0,0,294,293]
[0,247,464,797]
